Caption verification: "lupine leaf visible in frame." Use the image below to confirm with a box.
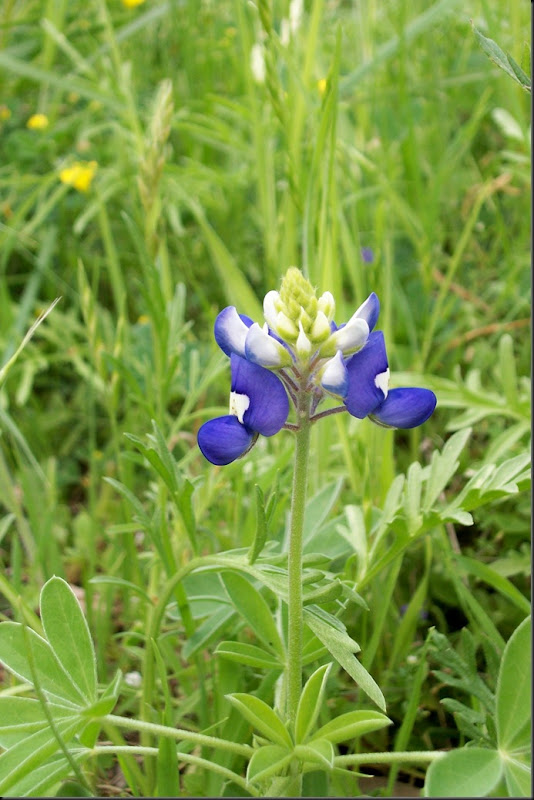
[226,693,292,748]
[303,607,386,711]
[40,577,97,704]
[0,697,77,748]
[424,747,504,797]
[246,745,291,784]
[215,641,282,670]
[496,616,531,753]
[312,710,391,744]
[0,622,86,706]
[221,572,285,657]
[295,663,332,743]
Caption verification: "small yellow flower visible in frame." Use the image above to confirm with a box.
[59,160,98,193]
[121,0,146,8]
[27,113,49,130]
[0,105,11,121]
[317,78,328,96]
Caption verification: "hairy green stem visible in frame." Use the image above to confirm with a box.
[286,393,312,727]
[90,746,258,796]
[334,750,445,767]
[104,713,253,758]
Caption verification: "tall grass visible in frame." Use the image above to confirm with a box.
[0,0,530,796]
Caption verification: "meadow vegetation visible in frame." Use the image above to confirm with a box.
[0,0,530,796]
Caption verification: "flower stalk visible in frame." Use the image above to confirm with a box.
[286,385,312,727]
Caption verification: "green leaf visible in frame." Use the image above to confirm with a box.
[215,641,283,670]
[248,485,268,565]
[182,605,236,659]
[304,607,386,711]
[226,694,292,748]
[496,616,531,753]
[157,737,180,797]
[424,747,503,797]
[295,663,332,743]
[221,572,285,658]
[303,479,344,545]
[456,556,531,615]
[8,753,87,798]
[403,462,423,533]
[294,739,334,768]
[311,710,391,745]
[246,745,291,784]
[191,208,263,319]
[472,24,531,91]
[0,718,85,795]
[0,697,77,748]
[0,622,86,706]
[40,577,97,704]
[503,755,531,797]
[423,428,471,509]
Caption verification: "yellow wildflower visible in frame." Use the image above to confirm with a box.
[59,160,98,193]
[0,105,11,121]
[317,78,327,96]
[27,113,49,130]
[121,0,146,8]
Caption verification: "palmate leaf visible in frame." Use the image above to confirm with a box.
[0,697,77,749]
[0,718,86,796]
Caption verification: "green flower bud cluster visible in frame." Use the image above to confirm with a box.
[264,268,335,359]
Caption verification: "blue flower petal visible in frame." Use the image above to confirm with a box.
[214,307,254,357]
[371,388,437,429]
[197,415,256,465]
[344,331,389,418]
[231,354,289,436]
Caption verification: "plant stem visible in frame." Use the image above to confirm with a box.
[286,391,312,728]
[334,750,445,767]
[89,746,259,796]
[104,714,253,757]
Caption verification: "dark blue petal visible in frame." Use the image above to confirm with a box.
[197,416,256,465]
[344,331,389,418]
[231,354,289,436]
[214,307,254,357]
[371,388,437,429]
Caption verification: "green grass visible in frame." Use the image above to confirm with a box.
[0,0,530,796]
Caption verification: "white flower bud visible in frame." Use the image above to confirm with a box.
[245,323,292,368]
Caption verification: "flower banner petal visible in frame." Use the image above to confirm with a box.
[350,292,380,332]
[231,354,289,436]
[197,415,255,465]
[214,307,253,357]
[344,331,389,418]
[371,387,437,429]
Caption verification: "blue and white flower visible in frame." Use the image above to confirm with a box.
[197,354,289,465]
[198,269,436,465]
[330,331,437,428]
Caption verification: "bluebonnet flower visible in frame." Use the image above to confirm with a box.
[198,268,436,464]
[197,354,289,465]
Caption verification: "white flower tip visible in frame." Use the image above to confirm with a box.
[245,323,291,368]
[374,368,390,398]
[296,321,312,358]
[229,391,251,424]
[321,350,348,397]
[318,291,335,320]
